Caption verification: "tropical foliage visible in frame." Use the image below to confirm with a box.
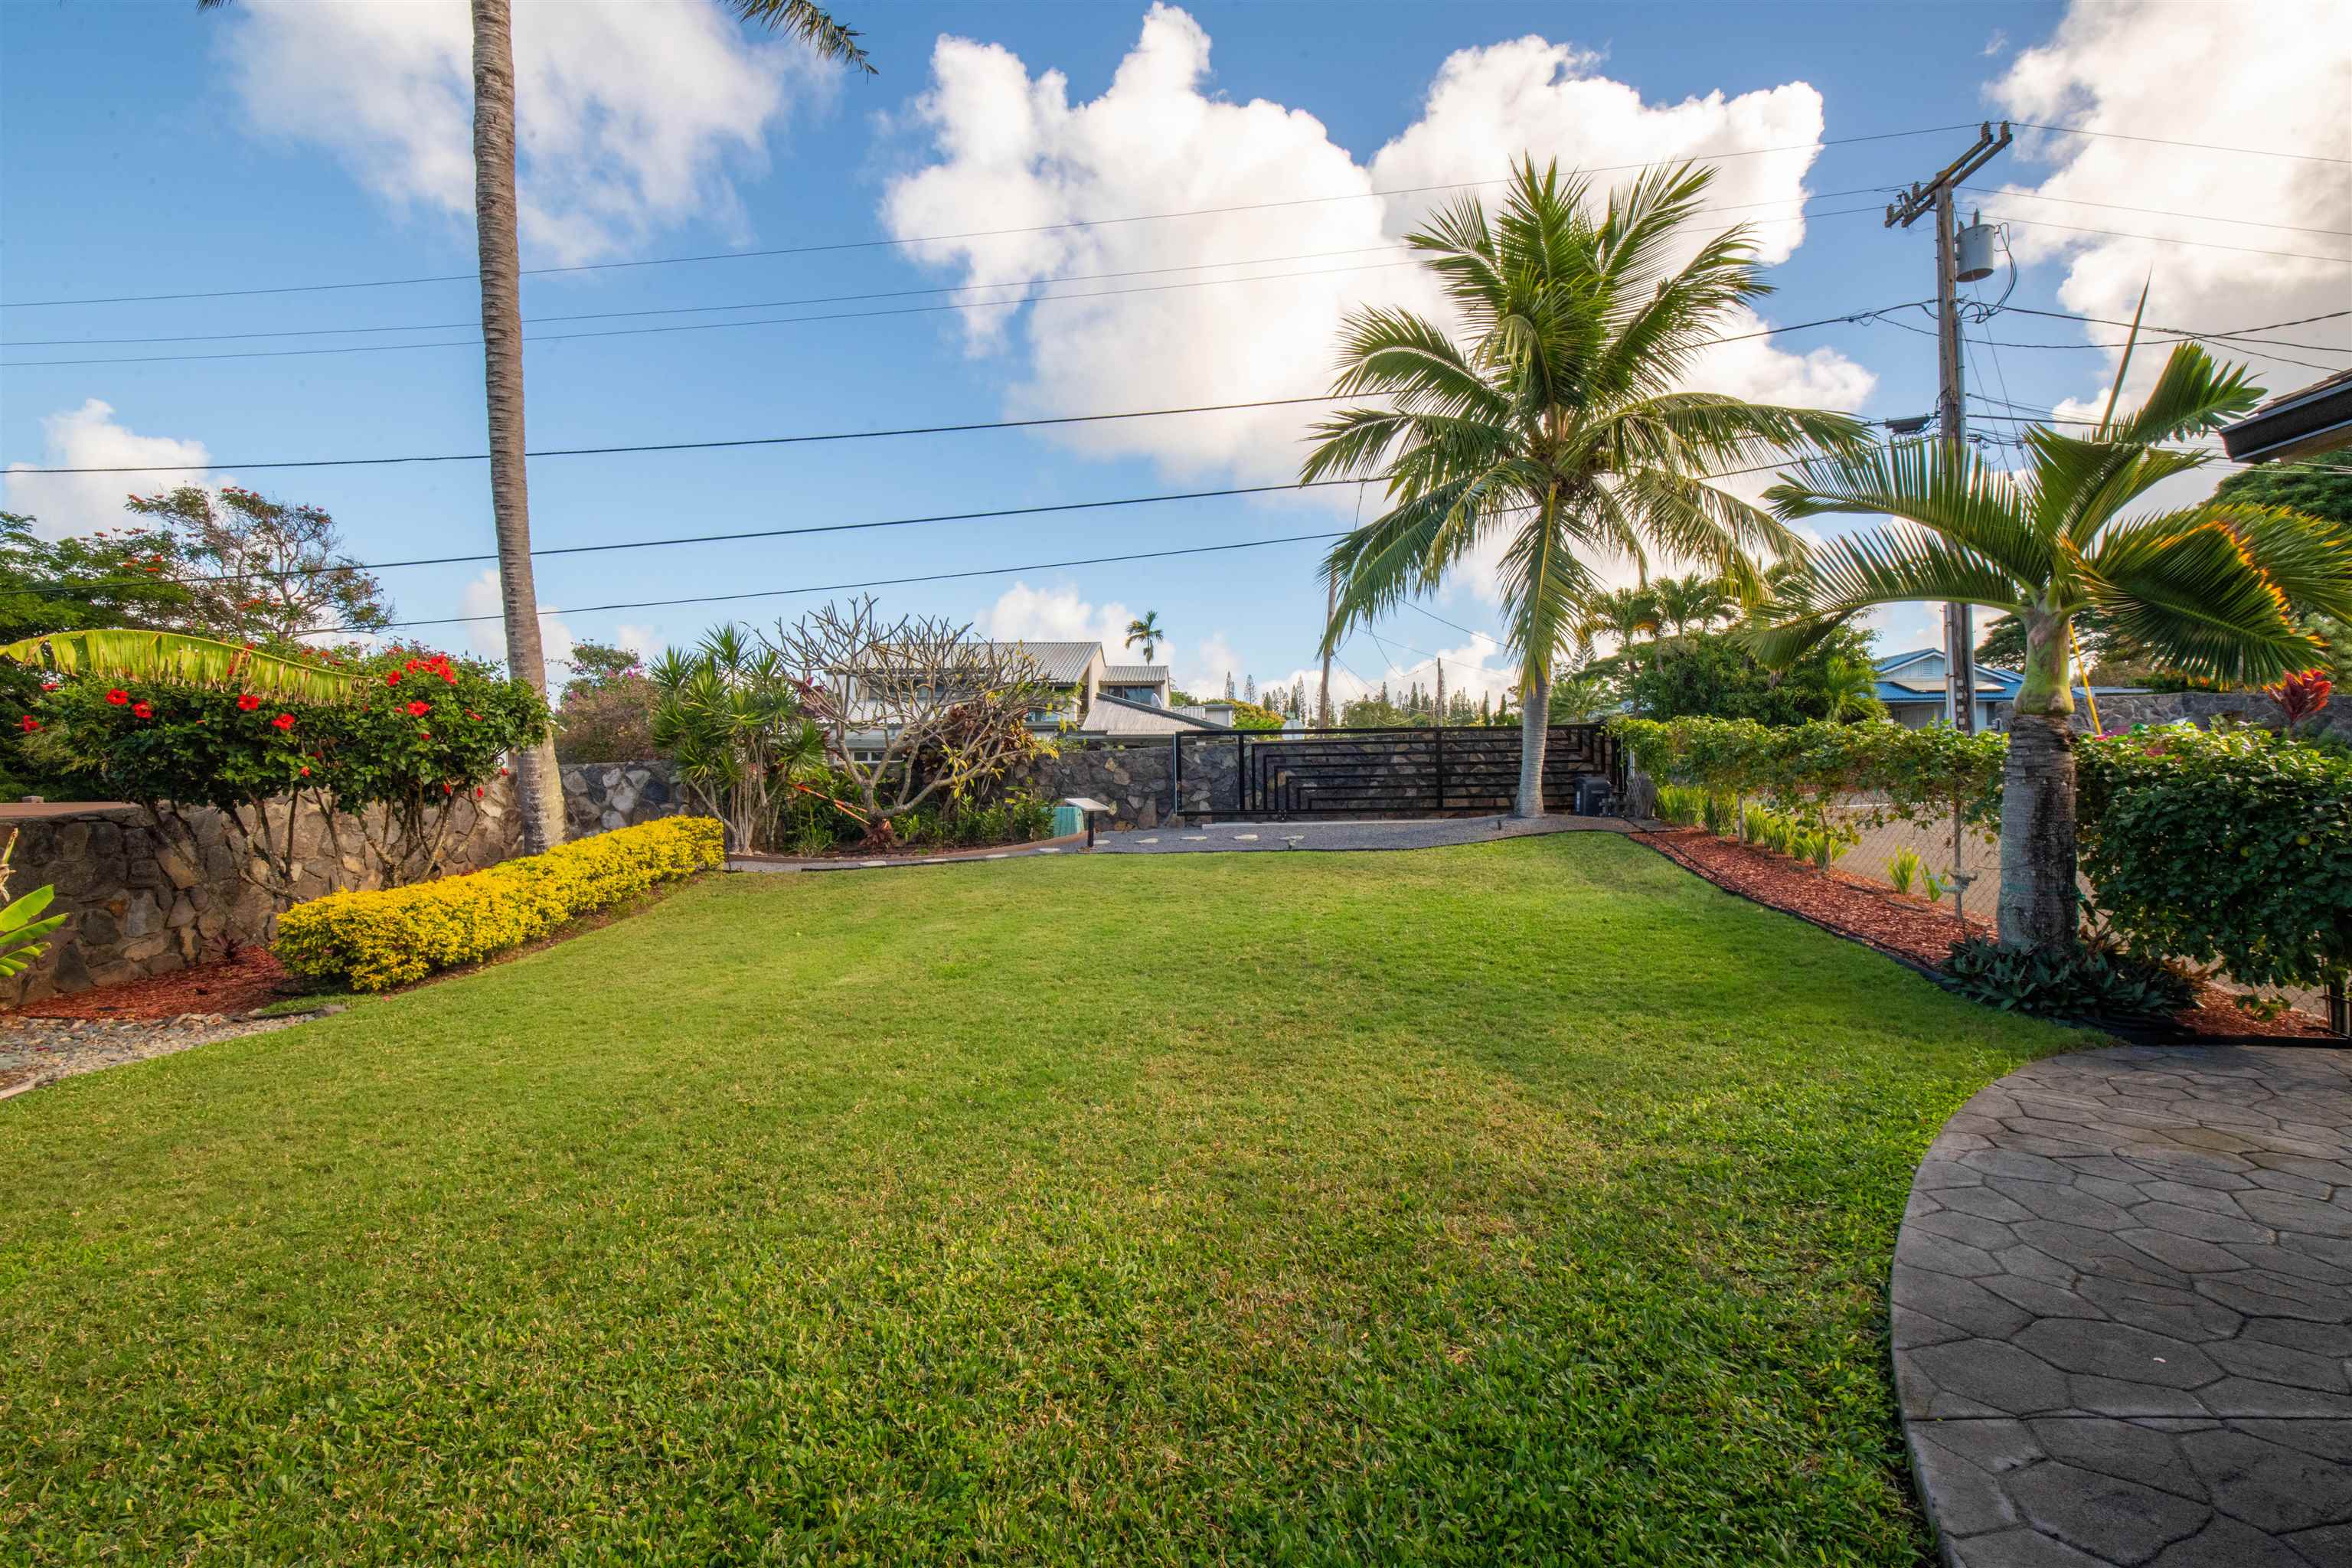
[122,484,390,641]
[1122,610,1166,663]
[1752,333,2352,951]
[554,641,660,763]
[1614,624,1886,726]
[648,628,824,853]
[1613,715,2007,830]
[1942,932,2193,1022]
[1302,158,1867,814]
[15,639,547,900]
[0,831,67,983]
[275,816,725,992]
[2076,722,2351,995]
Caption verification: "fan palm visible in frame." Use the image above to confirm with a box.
[1123,611,1166,663]
[1302,158,1867,814]
[1751,337,2352,952]
[201,0,871,854]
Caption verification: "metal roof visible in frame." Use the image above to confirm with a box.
[2221,368,2352,464]
[1099,664,1170,684]
[1079,692,1227,735]
[976,640,1102,684]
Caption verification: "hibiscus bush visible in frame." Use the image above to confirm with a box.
[19,642,547,900]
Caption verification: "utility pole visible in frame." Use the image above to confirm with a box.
[1434,656,1446,729]
[1885,120,2011,737]
[1318,567,1337,728]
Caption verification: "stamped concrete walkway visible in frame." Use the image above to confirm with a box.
[1093,813,1631,854]
[1893,1045,2352,1566]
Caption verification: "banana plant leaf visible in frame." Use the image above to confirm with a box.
[0,629,361,701]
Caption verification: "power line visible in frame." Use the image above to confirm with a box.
[1998,303,2350,353]
[1955,186,2352,238]
[5,302,1925,474]
[373,530,1347,631]
[1,204,1905,370]
[5,188,1907,350]
[1981,214,2350,266]
[2011,121,2352,167]
[2,124,1982,311]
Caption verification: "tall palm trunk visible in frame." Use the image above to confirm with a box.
[472,0,565,853]
[1515,665,1550,817]
[1995,608,2078,950]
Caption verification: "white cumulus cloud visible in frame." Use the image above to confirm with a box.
[460,567,574,681]
[220,0,834,266]
[2,400,214,541]
[880,5,1875,492]
[1985,1,2351,419]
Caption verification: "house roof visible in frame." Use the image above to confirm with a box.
[1871,648,2145,705]
[1099,664,1170,685]
[977,640,1102,684]
[2221,367,2352,463]
[1078,692,1227,735]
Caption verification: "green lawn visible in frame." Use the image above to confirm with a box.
[0,835,2079,1566]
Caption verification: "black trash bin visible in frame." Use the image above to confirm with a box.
[1574,776,1612,817]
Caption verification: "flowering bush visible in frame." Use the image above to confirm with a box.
[274,815,724,991]
[18,642,547,900]
[1612,716,2007,828]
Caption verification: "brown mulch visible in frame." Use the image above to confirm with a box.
[8,947,294,1022]
[1635,827,2336,1043]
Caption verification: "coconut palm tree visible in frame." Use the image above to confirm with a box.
[1576,586,1663,672]
[1749,338,2352,952]
[1122,611,1166,663]
[203,0,872,854]
[1302,159,1867,815]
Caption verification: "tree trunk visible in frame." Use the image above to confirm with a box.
[1995,608,2078,952]
[472,0,565,854]
[1514,667,1550,818]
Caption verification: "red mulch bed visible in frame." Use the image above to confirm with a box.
[8,947,295,1021]
[1636,828,2337,1043]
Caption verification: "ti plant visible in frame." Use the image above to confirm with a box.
[0,831,67,982]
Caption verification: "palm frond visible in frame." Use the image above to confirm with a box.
[2080,516,2318,682]
[2107,340,2264,447]
[0,629,363,701]
[1494,499,1604,676]
[722,0,875,72]
[1766,442,2048,589]
[1745,524,2027,668]
[2020,427,2212,549]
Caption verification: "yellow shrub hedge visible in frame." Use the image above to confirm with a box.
[275,816,726,991]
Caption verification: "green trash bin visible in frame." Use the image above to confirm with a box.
[1052,804,1083,838]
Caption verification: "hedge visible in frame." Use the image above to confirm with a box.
[1611,716,2007,828]
[275,816,726,991]
[2077,724,2352,992]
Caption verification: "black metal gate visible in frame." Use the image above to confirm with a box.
[1178,724,1620,818]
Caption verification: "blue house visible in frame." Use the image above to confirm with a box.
[1873,648,2143,730]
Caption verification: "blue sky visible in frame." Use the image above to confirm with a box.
[5,1,2345,704]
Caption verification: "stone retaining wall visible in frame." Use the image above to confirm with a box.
[0,786,521,1006]
[3,762,694,1008]
[2065,688,2347,739]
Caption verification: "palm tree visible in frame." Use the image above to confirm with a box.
[1652,572,1735,637]
[1122,611,1166,663]
[1576,586,1663,672]
[1750,338,2352,952]
[1302,159,1867,815]
[204,0,872,854]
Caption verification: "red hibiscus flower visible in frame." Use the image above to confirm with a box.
[17,715,38,733]
[474,786,484,799]
[385,671,402,687]
[40,681,57,692]
[270,713,296,731]
[299,766,311,778]
[405,699,431,717]
[236,694,261,711]
[131,701,153,719]
[106,688,129,706]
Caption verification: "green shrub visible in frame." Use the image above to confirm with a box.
[1700,790,1736,837]
[1654,783,1707,827]
[1942,933,2194,1021]
[2078,723,2352,992]
[1887,845,1922,896]
[275,817,725,991]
